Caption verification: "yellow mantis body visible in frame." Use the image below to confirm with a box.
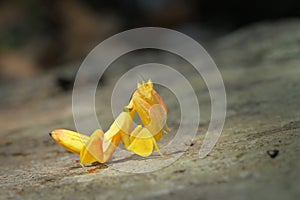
[50,80,169,166]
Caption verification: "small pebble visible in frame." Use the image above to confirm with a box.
[267,149,279,158]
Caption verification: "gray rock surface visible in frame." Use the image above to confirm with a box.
[0,19,299,199]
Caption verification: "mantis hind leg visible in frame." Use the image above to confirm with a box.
[80,129,105,165]
[128,126,154,157]
[80,112,132,165]
[127,126,163,157]
[151,136,163,157]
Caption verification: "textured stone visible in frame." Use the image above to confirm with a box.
[0,19,299,199]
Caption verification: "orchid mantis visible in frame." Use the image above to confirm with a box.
[50,80,169,166]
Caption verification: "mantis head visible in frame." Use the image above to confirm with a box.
[137,79,153,100]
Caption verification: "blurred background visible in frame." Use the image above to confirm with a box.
[1,0,299,83]
[1,0,300,132]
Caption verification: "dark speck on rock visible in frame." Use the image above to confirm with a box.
[267,149,279,158]
[174,169,186,173]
